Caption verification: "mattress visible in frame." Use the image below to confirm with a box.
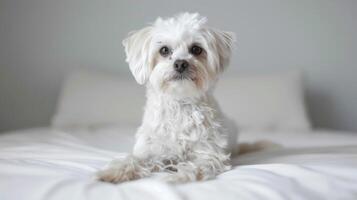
[1,127,357,200]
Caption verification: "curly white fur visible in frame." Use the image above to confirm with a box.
[97,13,237,184]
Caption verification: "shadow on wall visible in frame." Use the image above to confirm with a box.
[306,89,339,131]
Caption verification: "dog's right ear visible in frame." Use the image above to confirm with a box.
[123,27,153,85]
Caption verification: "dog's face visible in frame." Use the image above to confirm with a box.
[123,13,234,98]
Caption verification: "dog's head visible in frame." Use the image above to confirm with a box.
[123,13,235,98]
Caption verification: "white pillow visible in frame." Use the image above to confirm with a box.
[215,72,311,131]
[53,69,311,131]
[52,69,145,128]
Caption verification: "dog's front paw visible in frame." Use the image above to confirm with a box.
[96,167,131,183]
[162,167,215,184]
[97,156,149,183]
[163,173,191,184]
[163,170,201,184]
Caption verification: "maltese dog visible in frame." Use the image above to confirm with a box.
[97,12,239,184]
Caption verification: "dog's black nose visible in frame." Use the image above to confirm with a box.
[174,59,189,73]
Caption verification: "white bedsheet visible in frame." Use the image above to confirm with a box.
[1,127,357,200]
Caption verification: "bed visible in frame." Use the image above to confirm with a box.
[1,127,357,200]
[1,70,357,199]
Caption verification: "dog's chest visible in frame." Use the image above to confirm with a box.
[147,100,221,143]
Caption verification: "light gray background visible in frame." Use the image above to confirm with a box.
[0,0,356,132]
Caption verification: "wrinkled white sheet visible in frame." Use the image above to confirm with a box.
[1,127,357,200]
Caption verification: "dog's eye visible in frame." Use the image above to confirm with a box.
[190,45,203,56]
[159,46,171,57]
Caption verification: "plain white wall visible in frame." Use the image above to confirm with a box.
[0,0,356,132]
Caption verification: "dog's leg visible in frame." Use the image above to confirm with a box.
[164,154,231,184]
[97,154,151,183]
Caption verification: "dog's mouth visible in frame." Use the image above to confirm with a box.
[171,73,190,81]
[169,71,195,82]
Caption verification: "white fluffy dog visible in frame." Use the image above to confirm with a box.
[97,13,238,183]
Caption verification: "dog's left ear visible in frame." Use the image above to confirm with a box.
[123,27,153,85]
[206,29,235,73]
